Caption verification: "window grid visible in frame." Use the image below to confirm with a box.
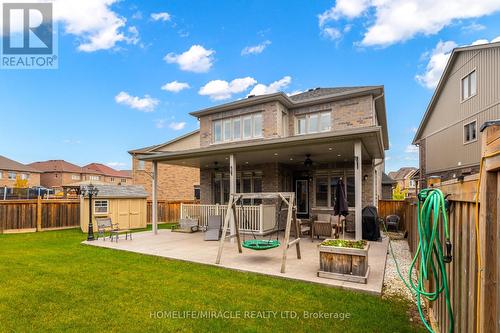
[213,112,263,144]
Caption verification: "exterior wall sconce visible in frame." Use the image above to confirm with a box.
[363,174,368,181]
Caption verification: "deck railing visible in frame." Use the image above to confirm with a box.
[180,203,276,234]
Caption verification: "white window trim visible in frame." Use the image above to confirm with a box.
[94,200,109,215]
[312,170,352,209]
[463,119,478,145]
[460,68,477,103]
[212,112,263,144]
[8,172,16,180]
[295,111,331,135]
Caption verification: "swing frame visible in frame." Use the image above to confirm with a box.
[215,192,301,273]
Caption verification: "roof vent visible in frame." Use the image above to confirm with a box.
[247,94,255,98]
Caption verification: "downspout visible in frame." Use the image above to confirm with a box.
[372,92,385,206]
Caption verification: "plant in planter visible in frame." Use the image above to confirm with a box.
[317,239,370,284]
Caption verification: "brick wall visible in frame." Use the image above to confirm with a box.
[288,95,374,134]
[199,101,280,147]
[0,170,40,187]
[133,158,200,201]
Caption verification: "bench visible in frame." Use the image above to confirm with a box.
[95,217,132,242]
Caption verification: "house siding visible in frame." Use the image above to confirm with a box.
[418,46,500,180]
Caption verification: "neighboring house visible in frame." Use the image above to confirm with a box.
[128,130,201,201]
[413,41,500,183]
[28,160,131,189]
[0,155,41,187]
[388,167,418,197]
[82,163,132,185]
[138,86,389,240]
[381,172,397,199]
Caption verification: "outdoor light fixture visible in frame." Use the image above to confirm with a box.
[81,184,99,241]
[364,174,368,181]
[304,154,313,167]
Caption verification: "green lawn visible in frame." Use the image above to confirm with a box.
[0,228,423,332]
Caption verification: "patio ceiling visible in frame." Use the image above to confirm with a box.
[138,127,384,168]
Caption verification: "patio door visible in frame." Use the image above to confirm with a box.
[294,179,309,218]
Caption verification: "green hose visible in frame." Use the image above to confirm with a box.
[385,188,454,333]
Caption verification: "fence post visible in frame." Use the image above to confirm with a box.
[36,196,42,232]
[180,203,184,219]
[260,204,264,234]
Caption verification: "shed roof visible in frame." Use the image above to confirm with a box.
[91,185,148,198]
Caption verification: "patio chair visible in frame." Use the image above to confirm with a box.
[95,217,113,241]
[385,215,400,231]
[171,218,200,233]
[311,214,333,240]
[204,215,222,241]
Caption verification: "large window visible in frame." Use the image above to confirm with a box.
[8,172,16,180]
[461,70,477,101]
[21,173,29,180]
[464,120,477,143]
[89,175,100,181]
[213,112,263,143]
[296,112,331,135]
[94,200,109,214]
[71,174,81,180]
[213,171,262,204]
[137,160,145,170]
[314,172,354,208]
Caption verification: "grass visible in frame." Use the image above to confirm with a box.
[0,229,424,332]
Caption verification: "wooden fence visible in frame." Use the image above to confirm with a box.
[146,200,198,224]
[378,199,408,231]
[0,198,80,233]
[380,173,496,332]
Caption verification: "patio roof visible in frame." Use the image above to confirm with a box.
[137,126,385,168]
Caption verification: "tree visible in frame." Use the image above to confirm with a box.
[392,183,407,200]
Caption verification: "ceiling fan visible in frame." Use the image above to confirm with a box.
[304,154,313,168]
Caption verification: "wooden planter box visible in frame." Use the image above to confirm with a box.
[317,240,370,284]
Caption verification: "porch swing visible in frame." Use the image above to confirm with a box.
[215,192,302,273]
[240,199,283,251]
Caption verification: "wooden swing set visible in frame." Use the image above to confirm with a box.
[215,192,301,273]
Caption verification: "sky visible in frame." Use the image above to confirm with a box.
[1,0,500,172]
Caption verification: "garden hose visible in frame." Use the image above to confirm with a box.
[384,188,453,333]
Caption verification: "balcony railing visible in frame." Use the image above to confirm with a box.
[180,203,276,234]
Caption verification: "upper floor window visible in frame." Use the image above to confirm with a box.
[110,178,115,182]
[296,112,331,135]
[213,112,263,144]
[461,70,476,101]
[8,172,16,180]
[0,171,2,179]
[464,120,477,144]
[120,178,127,183]
[89,175,100,181]
[21,173,29,180]
[71,174,81,180]
[137,160,145,170]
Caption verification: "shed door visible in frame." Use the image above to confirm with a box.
[129,200,141,229]
[117,200,130,229]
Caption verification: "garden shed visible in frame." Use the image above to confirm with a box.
[80,185,148,233]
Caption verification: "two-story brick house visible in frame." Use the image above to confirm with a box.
[0,155,41,188]
[139,86,389,240]
[29,160,132,189]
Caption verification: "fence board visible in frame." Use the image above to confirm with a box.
[378,200,408,231]
[146,200,198,223]
[0,199,80,232]
[381,197,481,333]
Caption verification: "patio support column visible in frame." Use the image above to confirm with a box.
[354,141,362,240]
[152,161,158,235]
[229,154,236,241]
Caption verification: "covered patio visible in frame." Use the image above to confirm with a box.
[84,229,389,295]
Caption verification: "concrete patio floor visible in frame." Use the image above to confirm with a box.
[83,230,389,295]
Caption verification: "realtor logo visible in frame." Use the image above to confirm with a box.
[1,2,58,69]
